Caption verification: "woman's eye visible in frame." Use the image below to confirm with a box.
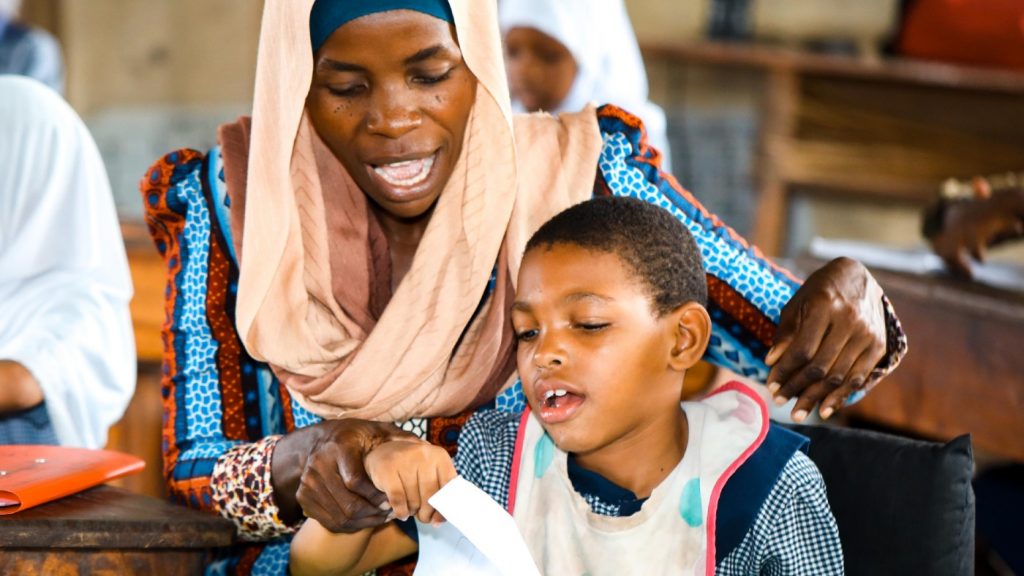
[515,329,539,342]
[327,84,367,97]
[413,69,453,85]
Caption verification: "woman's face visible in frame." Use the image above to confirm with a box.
[307,10,477,221]
[504,26,577,112]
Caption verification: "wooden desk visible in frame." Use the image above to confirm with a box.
[0,485,234,575]
[642,42,1024,255]
[842,267,1024,461]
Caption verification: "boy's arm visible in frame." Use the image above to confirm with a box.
[289,437,456,575]
[289,519,416,576]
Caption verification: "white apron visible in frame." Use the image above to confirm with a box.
[508,383,768,576]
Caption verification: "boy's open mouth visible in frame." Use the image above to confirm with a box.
[538,388,584,424]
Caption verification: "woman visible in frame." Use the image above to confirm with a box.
[500,0,672,167]
[141,0,905,572]
[1,76,134,448]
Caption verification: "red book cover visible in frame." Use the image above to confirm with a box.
[0,445,145,514]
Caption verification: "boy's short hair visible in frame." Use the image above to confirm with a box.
[525,196,707,313]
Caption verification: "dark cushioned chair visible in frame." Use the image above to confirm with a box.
[785,424,975,576]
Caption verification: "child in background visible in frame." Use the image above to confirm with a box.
[499,0,673,170]
[289,197,843,575]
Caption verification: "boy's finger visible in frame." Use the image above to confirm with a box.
[398,468,421,521]
[414,469,443,524]
[384,482,409,521]
[439,463,457,487]
[416,501,439,524]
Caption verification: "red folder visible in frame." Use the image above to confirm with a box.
[0,445,145,514]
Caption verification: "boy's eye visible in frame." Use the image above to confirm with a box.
[575,322,609,332]
[515,329,539,342]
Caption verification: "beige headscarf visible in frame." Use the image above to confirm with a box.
[231,0,602,421]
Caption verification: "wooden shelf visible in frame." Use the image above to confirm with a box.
[641,41,1024,254]
[641,41,1024,94]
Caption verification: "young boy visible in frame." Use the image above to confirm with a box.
[289,197,843,575]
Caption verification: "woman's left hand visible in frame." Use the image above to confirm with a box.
[765,257,887,422]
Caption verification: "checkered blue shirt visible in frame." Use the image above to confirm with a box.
[454,410,844,575]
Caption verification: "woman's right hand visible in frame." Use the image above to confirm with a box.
[271,418,419,533]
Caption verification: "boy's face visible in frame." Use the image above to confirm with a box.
[512,244,691,457]
[504,27,577,112]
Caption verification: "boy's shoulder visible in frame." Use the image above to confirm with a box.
[455,409,525,510]
[716,423,812,563]
[718,430,843,575]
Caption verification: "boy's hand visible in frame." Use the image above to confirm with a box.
[365,439,456,525]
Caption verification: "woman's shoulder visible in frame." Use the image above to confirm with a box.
[141,146,237,261]
[595,104,667,172]
[140,147,218,217]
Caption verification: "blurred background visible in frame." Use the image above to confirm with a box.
[8,1,1023,572]
[16,0,1024,260]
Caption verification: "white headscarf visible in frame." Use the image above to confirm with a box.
[499,0,671,165]
[0,75,135,448]
[0,0,20,19]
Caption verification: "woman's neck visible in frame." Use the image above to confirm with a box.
[574,408,688,499]
[372,203,435,292]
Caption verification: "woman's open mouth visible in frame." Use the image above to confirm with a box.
[371,154,436,189]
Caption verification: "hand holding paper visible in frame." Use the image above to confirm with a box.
[413,476,540,576]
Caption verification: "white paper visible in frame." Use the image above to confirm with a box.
[809,237,1024,294]
[413,476,540,576]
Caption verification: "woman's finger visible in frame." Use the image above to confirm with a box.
[336,450,390,511]
[844,338,887,391]
[775,324,849,402]
[789,379,835,422]
[299,464,387,533]
[765,298,802,369]
[767,302,829,397]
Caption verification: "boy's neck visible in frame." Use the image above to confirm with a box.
[573,407,688,499]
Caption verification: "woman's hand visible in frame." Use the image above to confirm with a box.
[271,418,419,533]
[365,439,456,525]
[766,257,887,421]
[929,187,1024,278]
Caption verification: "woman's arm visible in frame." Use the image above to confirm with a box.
[143,148,257,517]
[595,105,906,420]
[143,148,421,541]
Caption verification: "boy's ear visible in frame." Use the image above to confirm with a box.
[668,302,712,372]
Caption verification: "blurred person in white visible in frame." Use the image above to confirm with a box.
[0,0,64,94]
[500,0,672,170]
[0,76,134,448]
